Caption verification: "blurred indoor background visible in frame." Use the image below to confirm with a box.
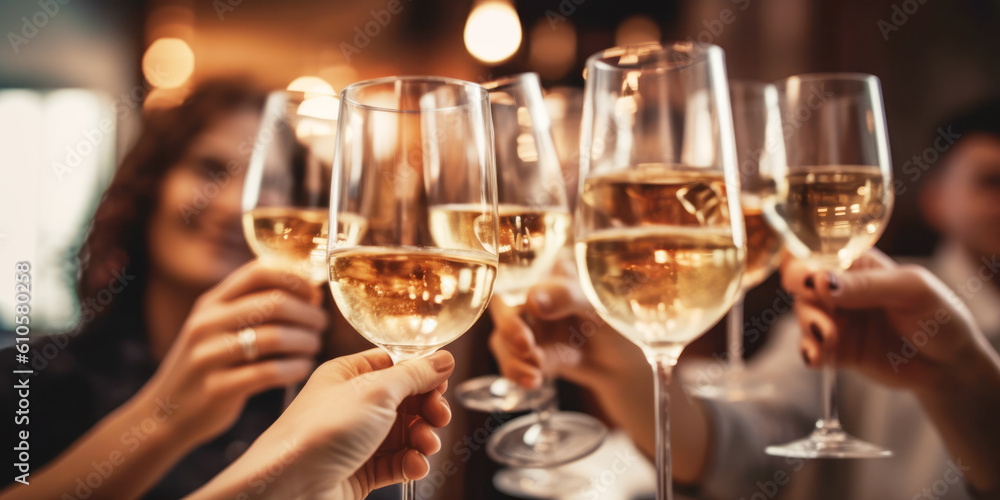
[1,0,998,333]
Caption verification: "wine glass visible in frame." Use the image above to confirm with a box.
[327,76,499,500]
[687,81,786,400]
[241,88,339,406]
[575,42,745,500]
[763,73,894,458]
[437,72,604,495]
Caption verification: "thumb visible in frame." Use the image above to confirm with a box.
[813,265,940,311]
[374,351,456,407]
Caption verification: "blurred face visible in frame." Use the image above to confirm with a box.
[147,109,260,291]
[931,133,1000,256]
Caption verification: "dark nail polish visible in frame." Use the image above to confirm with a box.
[810,323,823,343]
[804,275,815,289]
[827,272,839,291]
[801,349,811,366]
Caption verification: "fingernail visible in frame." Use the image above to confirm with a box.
[810,323,823,344]
[804,275,815,289]
[801,348,812,366]
[827,272,840,293]
[429,352,454,372]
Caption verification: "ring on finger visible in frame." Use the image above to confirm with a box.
[236,327,259,362]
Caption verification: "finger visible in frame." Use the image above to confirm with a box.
[369,449,428,490]
[218,358,314,396]
[419,390,452,428]
[201,325,321,367]
[524,276,592,320]
[408,418,442,456]
[370,351,455,408]
[489,303,536,355]
[197,290,327,333]
[780,257,823,300]
[794,302,838,367]
[814,264,936,311]
[203,260,319,304]
[489,331,543,389]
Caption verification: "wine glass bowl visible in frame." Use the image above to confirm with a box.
[242,89,339,284]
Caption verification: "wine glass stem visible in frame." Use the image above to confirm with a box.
[649,354,677,500]
[819,364,841,431]
[726,293,746,375]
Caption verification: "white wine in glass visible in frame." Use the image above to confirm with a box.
[686,81,786,401]
[241,89,343,406]
[575,43,745,500]
[763,73,894,459]
[327,76,499,500]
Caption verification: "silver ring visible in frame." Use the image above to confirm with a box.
[236,327,259,362]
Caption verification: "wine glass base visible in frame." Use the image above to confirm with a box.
[686,377,775,401]
[765,429,893,459]
[455,375,556,413]
[487,412,608,468]
[492,467,590,499]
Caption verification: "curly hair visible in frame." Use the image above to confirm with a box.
[77,78,266,325]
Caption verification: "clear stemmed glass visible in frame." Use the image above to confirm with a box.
[687,81,786,401]
[242,88,339,406]
[444,73,606,475]
[327,76,499,500]
[575,42,746,500]
[763,73,894,458]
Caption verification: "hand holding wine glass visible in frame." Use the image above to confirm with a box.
[763,73,895,458]
[327,76,498,500]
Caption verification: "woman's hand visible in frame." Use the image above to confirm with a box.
[141,260,327,447]
[189,349,455,500]
[784,250,1000,493]
[782,250,992,392]
[488,261,642,392]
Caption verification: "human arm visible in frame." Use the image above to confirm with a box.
[188,349,454,500]
[784,250,1000,494]
[0,261,326,500]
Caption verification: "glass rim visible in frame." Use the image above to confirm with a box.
[482,72,540,92]
[340,75,489,114]
[775,72,880,88]
[585,41,723,74]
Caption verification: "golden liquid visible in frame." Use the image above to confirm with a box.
[576,227,743,351]
[328,247,497,360]
[429,204,570,305]
[765,165,888,268]
[244,207,366,284]
[741,204,783,289]
[576,167,744,351]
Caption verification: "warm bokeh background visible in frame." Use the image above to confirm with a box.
[1,0,998,330]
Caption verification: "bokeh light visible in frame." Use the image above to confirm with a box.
[464,1,523,64]
[142,38,195,89]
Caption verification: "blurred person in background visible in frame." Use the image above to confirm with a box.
[490,100,1000,499]
[0,79,330,498]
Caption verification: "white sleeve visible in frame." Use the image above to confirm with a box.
[684,317,821,499]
